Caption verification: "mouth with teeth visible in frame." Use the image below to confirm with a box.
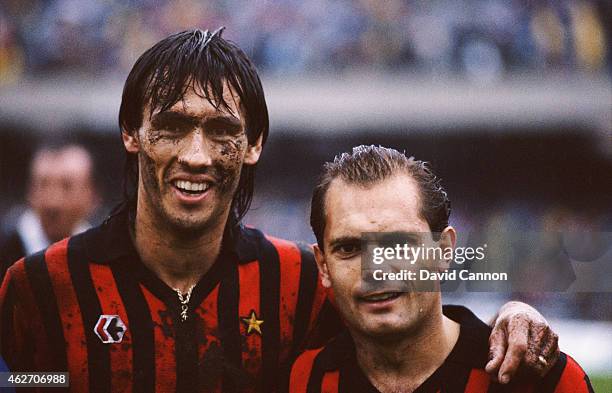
[360,292,402,303]
[173,180,211,196]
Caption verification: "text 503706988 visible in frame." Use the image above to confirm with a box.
[0,372,69,387]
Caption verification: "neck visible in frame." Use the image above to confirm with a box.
[353,303,460,393]
[133,195,228,293]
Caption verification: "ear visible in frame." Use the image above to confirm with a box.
[122,129,140,154]
[314,244,332,288]
[437,226,456,272]
[243,133,263,165]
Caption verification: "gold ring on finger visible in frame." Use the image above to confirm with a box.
[538,355,548,367]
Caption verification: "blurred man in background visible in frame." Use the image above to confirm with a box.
[0,141,99,279]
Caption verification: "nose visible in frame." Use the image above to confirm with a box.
[178,130,213,169]
[40,182,65,210]
[35,183,65,226]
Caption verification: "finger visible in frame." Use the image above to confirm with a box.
[537,330,560,376]
[524,324,551,376]
[498,317,529,384]
[485,325,508,379]
[523,322,560,377]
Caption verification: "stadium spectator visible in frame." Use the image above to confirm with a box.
[0,141,99,280]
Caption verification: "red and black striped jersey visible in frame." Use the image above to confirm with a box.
[288,306,594,393]
[0,210,335,393]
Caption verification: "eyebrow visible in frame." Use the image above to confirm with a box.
[202,116,242,130]
[328,236,361,250]
[150,111,242,130]
[150,111,199,129]
[327,231,423,250]
[379,231,422,243]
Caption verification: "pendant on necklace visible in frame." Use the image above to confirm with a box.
[174,284,195,322]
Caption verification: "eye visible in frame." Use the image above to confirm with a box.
[167,124,187,133]
[207,124,243,139]
[333,242,361,259]
[154,123,190,136]
[208,128,230,137]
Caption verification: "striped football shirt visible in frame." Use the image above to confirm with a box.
[0,209,335,392]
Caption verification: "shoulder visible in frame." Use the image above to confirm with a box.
[237,226,315,267]
[2,237,71,294]
[0,228,25,279]
[2,218,114,289]
[538,352,594,393]
[289,346,327,387]
[442,308,594,393]
[288,345,334,392]
[240,226,313,255]
[442,305,492,369]
[236,228,321,305]
[287,332,354,393]
[289,332,348,380]
[0,228,23,255]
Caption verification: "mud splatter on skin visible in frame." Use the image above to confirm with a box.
[211,134,247,193]
[139,148,164,212]
[146,130,165,145]
[219,137,244,160]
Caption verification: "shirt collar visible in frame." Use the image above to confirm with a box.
[16,209,49,255]
[84,207,259,264]
[324,305,490,372]
[17,209,91,255]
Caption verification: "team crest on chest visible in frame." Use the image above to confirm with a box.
[94,315,127,344]
[241,310,263,336]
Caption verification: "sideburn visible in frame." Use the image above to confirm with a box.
[138,149,164,210]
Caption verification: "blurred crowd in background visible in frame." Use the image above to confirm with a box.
[0,0,610,84]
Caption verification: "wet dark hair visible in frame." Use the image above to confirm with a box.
[117,28,269,225]
[310,145,451,249]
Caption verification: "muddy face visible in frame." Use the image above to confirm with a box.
[132,85,260,234]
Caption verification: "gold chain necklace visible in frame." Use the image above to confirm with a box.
[173,284,196,322]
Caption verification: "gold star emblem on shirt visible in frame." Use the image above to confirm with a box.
[241,310,263,336]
